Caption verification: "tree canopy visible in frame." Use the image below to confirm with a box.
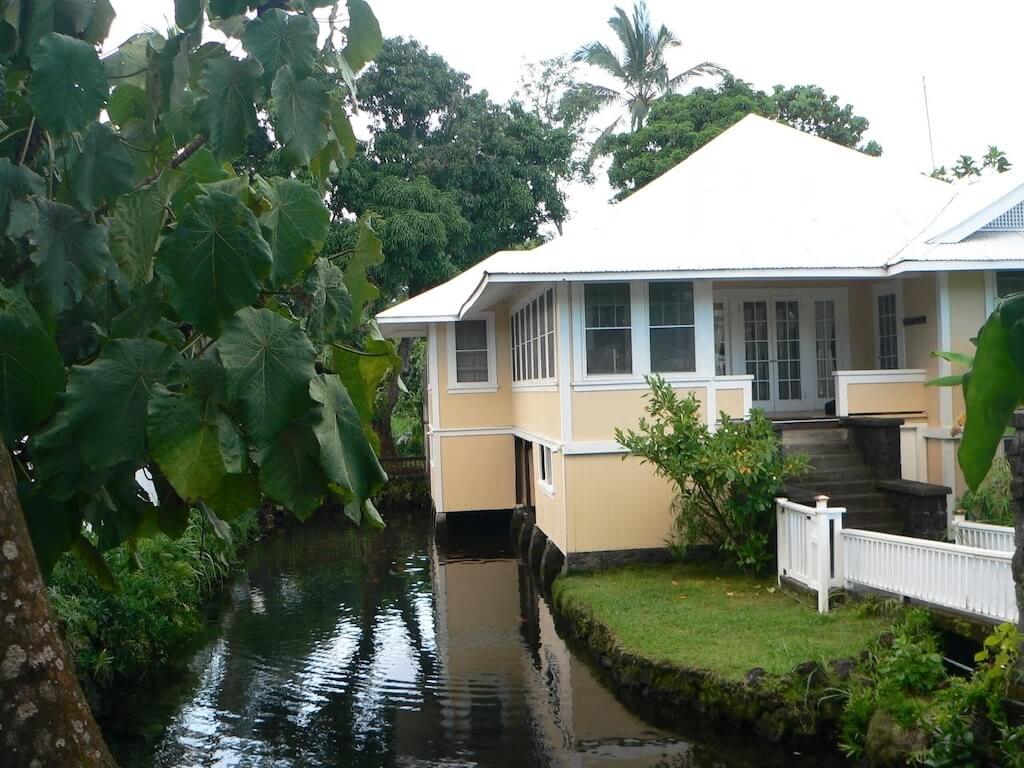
[606,77,883,198]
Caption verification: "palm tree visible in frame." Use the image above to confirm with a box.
[572,1,723,135]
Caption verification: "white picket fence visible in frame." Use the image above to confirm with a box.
[777,498,1018,624]
[952,515,1015,553]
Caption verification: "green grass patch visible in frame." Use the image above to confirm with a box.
[554,562,890,680]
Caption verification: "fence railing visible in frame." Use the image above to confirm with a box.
[952,515,1015,553]
[380,455,427,479]
[776,497,1019,624]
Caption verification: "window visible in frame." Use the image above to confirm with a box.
[648,281,695,372]
[713,301,728,376]
[877,292,899,369]
[996,271,1024,299]
[511,288,555,383]
[775,300,801,400]
[448,315,496,391]
[538,444,554,491]
[814,300,837,399]
[584,283,632,375]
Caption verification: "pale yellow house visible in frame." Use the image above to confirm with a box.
[377,115,1024,566]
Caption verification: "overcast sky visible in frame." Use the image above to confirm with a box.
[108,0,1024,222]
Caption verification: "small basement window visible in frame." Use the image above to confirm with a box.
[538,444,554,491]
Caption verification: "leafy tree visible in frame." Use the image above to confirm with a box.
[331,38,575,452]
[572,0,723,135]
[770,84,881,155]
[606,77,882,198]
[931,146,1011,181]
[0,1,390,764]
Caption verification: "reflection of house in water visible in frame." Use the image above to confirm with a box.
[429,525,694,766]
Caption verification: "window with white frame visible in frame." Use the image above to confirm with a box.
[648,281,695,372]
[713,301,728,376]
[996,270,1024,299]
[538,444,554,490]
[511,288,555,382]
[876,292,899,369]
[584,282,632,375]
[449,317,495,388]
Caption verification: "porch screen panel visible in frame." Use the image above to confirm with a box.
[742,301,770,401]
[775,301,801,400]
[511,288,555,382]
[584,283,632,375]
[877,292,899,369]
[814,300,837,399]
[648,281,695,372]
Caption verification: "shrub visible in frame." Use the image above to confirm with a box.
[615,375,808,572]
[957,456,1013,526]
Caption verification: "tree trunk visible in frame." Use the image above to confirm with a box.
[1012,414,1024,633]
[0,436,118,767]
[372,336,413,457]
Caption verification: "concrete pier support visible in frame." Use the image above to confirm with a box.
[539,539,565,587]
[527,526,548,573]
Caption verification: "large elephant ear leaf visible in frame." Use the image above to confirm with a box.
[308,373,387,510]
[147,386,227,501]
[197,55,263,160]
[242,8,318,81]
[217,307,317,448]
[958,312,1024,490]
[342,214,384,329]
[257,419,326,520]
[341,0,383,73]
[331,322,398,428]
[156,191,272,336]
[257,177,330,287]
[68,122,136,211]
[28,33,108,136]
[0,314,64,441]
[0,159,44,235]
[270,65,330,166]
[64,338,178,471]
[303,257,352,344]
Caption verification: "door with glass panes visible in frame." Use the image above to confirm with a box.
[724,294,843,414]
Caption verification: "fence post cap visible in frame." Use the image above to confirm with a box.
[814,494,830,510]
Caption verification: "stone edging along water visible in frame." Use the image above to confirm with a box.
[550,587,858,751]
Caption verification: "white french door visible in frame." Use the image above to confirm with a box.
[721,289,848,414]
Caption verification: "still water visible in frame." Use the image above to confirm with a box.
[103,510,846,767]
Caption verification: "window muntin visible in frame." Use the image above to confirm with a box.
[648,281,695,373]
[454,320,490,383]
[877,292,899,370]
[584,283,632,375]
[511,288,555,383]
[996,271,1024,299]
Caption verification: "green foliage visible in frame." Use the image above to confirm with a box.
[48,509,260,695]
[932,146,1011,182]
[770,84,878,154]
[957,457,1013,526]
[615,375,808,572]
[0,0,394,584]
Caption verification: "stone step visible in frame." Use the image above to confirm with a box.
[826,491,892,508]
[781,428,848,446]
[785,441,856,457]
[789,478,879,497]
[801,466,875,483]
[802,453,869,472]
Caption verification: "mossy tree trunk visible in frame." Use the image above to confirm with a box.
[1010,413,1024,634]
[0,436,118,767]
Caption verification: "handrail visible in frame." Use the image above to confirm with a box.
[843,527,1012,562]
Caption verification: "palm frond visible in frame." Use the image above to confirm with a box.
[573,81,624,106]
[572,41,627,82]
[666,61,726,91]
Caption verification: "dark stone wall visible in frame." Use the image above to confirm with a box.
[874,479,950,540]
[842,417,903,481]
[565,547,673,572]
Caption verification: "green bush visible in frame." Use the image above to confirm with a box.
[616,375,808,572]
[48,510,260,697]
[957,456,1013,526]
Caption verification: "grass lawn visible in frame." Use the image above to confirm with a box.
[554,562,890,681]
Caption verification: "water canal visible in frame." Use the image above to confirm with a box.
[102,509,847,767]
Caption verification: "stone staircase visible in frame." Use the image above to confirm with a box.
[780,424,903,534]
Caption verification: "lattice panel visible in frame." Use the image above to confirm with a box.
[981,201,1024,230]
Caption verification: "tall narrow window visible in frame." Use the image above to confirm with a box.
[743,301,770,402]
[815,300,837,399]
[454,320,489,383]
[648,281,695,372]
[584,283,632,375]
[713,301,728,376]
[511,288,555,383]
[775,301,801,400]
[877,292,899,369]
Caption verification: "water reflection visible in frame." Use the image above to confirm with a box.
[104,511,845,767]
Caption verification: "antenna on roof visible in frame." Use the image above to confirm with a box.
[922,75,936,171]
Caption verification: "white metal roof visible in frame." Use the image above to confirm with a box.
[378,114,1024,326]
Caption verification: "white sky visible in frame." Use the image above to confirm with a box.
[109,0,1024,224]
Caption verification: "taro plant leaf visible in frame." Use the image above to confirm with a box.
[308,373,387,504]
[175,0,205,29]
[28,414,97,501]
[343,213,384,329]
[156,191,272,336]
[271,64,330,166]
[197,55,263,160]
[147,387,227,501]
[0,314,65,441]
[205,471,260,519]
[68,122,136,210]
[341,0,382,73]
[331,323,397,428]
[257,418,326,519]
[242,8,317,80]
[208,0,247,18]
[27,32,108,135]
[258,177,330,287]
[958,312,1024,490]
[64,338,178,471]
[28,198,113,313]
[303,257,352,344]
[83,0,116,45]
[932,349,975,367]
[0,158,44,235]
[218,307,316,448]
[71,534,118,592]
[152,471,191,539]
[20,483,81,578]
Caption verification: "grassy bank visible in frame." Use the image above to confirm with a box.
[49,510,261,707]
[554,562,888,680]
